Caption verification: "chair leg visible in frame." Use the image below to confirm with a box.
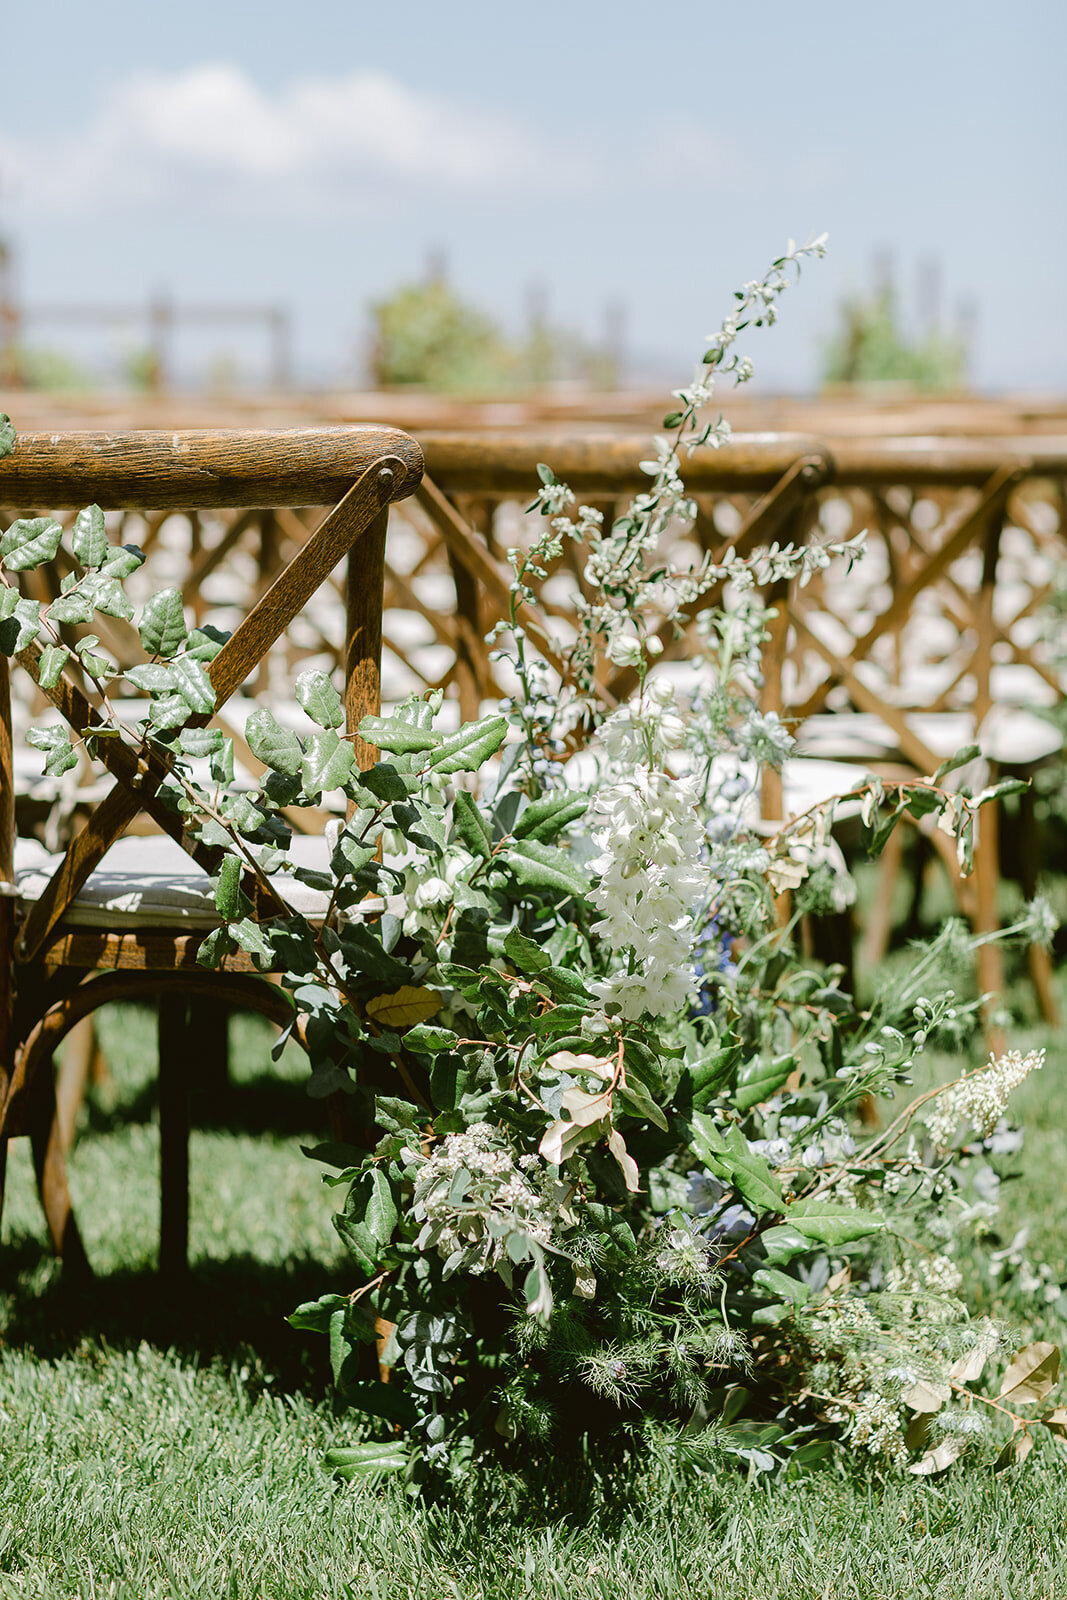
[158,993,190,1279]
[55,1016,97,1154]
[29,1068,92,1279]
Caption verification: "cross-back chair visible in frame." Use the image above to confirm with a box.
[0,426,423,1275]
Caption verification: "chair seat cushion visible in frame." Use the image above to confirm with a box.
[0,833,360,930]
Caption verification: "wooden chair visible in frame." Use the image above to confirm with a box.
[0,426,423,1276]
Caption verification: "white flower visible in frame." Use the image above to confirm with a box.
[414,875,451,910]
[924,1049,1045,1148]
[605,634,644,669]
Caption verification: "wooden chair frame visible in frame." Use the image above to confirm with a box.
[0,426,422,1275]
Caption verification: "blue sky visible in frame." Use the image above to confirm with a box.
[2,0,1064,390]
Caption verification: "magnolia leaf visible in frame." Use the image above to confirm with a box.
[295,668,344,729]
[502,926,551,973]
[759,1224,811,1265]
[994,1428,1034,1473]
[689,1113,783,1214]
[900,1379,949,1414]
[949,1320,999,1385]
[786,1199,884,1247]
[607,1128,641,1193]
[999,1342,1060,1406]
[36,643,70,689]
[324,1441,408,1480]
[139,587,188,658]
[932,743,981,785]
[246,709,303,775]
[71,504,108,569]
[301,728,354,794]
[560,1085,612,1128]
[0,516,63,571]
[364,985,440,1029]
[0,414,14,457]
[425,714,508,775]
[909,1435,967,1476]
[539,1115,602,1166]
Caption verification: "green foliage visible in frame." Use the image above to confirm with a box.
[3,242,1061,1501]
[822,289,965,391]
[369,279,514,392]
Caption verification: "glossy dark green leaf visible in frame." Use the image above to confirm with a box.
[359,714,441,754]
[138,587,188,658]
[294,668,344,729]
[301,728,354,794]
[1,517,63,571]
[501,838,588,899]
[71,504,108,569]
[425,715,508,775]
[246,708,303,775]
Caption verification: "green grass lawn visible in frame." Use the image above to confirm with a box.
[2,967,1066,1600]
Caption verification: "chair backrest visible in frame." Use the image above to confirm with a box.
[0,426,423,965]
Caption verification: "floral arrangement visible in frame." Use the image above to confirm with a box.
[1,240,1062,1488]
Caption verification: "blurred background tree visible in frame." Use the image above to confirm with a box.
[822,282,967,392]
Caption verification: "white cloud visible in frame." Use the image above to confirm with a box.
[1,62,561,216]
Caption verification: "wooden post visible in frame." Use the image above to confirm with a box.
[0,656,13,1218]
[158,992,190,1278]
[972,503,1005,1030]
[347,506,388,770]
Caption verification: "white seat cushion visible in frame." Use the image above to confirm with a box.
[0,832,372,930]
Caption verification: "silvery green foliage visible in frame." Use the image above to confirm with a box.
[2,249,1062,1487]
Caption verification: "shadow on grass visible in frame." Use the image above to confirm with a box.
[83,1072,332,1140]
[0,1235,337,1397]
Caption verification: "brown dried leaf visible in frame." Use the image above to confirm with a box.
[909,1435,967,1476]
[365,985,441,1029]
[1041,1405,1067,1447]
[901,1379,950,1414]
[994,1428,1034,1473]
[999,1342,1061,1406]
[607,1128,641,1193]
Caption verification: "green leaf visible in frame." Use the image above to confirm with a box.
[0,592,41,654]
[404,1023,460,1054]
[196,925,238,968]
[511,791,589,842]
[359,714,441,754]
[36,643,70,688]
[689,1113,784,1214]
[246,708,303,775]
[170,655,216,715]
[124,662,177,694]
[81,572,134,621]
[324,1441,408,1480]
[357,762,411,803]
[100,544,146,580]
[229,917,274,968]
[301,728,354,794]
[752,1267,810,1306]
[932,743,981,784]
[759,1224,813,1265]
[734,1053,795,1113]
[294,668,344,729]
[177,726,224,758]
[138,588,188,658]
[213,854,244,920]
[148,693,195,732]
[786,1199,884,1246]
[425,715,508,775]
[336,1168,398,1271]
[287,1292,349,1333]
[0,517,63,571]
[615,1076,669,1132]
[503,926,551,973]
[903,788,942,821]
[46,587,95,626]
[501,838,588,900]
[26,724,77,776]
[71,504,108,569]
[0,415,14,458]
[451,788,492,858]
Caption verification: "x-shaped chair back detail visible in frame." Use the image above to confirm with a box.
[0,426,422,1271]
